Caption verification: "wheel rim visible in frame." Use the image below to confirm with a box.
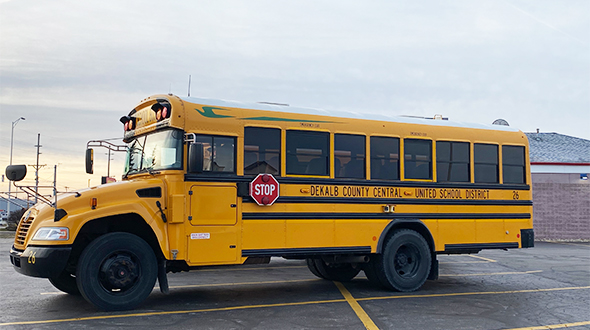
[98,252,140,293]
[394,244,421,278]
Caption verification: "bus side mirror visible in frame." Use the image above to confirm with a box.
[188,143,204,173]
[85,148,94,174]
[5,165,27,182]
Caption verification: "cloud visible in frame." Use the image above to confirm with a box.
[1,0,589,190]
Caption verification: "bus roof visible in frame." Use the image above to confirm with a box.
[179,96,521,133]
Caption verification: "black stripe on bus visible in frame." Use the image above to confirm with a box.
[242,246,371,257]
[444,242,519,253]
[242,212,531,220]
[242,196,533,206]
[184,174,530,191]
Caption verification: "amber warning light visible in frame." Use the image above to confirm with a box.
[151,102,172,121]
[119,116,136,132]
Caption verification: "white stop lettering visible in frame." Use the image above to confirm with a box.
[254,184,275,196]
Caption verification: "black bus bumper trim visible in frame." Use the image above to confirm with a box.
[443,242,519,254]
[10,245,72,278]
[242,246,371,258]
[521,229,535,248]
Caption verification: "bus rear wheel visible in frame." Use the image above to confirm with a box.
[306,258,360,282]
[375,229,431,292]
[76,232,158,311]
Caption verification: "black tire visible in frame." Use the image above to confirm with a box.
[306,258,325,279]
[76,232,158,311]
[49,271,80,295]
[312,258,361,282]
[375,229,431,292]
[363,257,386,288]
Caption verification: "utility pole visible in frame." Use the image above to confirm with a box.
[106,149,112,177]
[29,133,46,204]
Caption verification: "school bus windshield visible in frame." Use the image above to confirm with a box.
[124,128,184,176]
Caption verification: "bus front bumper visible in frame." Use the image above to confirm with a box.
[10,245,72,278]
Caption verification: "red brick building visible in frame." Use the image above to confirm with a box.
[526,132,590,240]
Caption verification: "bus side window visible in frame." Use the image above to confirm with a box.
[370,136,400,180]
[244,127,281,175]
[502,145,526,184]
[286,130,329,176]
[404,139,432,180]
[474,143,498,183]
[335,134,365,179]
[436,141,470,182]
[196,135,236,173]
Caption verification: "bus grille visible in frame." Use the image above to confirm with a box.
[15,216,34,245]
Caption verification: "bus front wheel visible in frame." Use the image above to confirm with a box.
[376,229,431,292]
[76,232,158,311]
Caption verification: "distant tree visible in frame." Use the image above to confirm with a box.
[6,208,26,231]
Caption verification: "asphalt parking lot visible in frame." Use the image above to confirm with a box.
[0,233,588,330]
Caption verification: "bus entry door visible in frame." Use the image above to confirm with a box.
[187,184,238,264]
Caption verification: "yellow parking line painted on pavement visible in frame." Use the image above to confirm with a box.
[40,292,65,295]
[334,282,379,330]
[440,270,542,277]
[0,298,347,327]
[40,279,320,295]
[43,270,542,295]
[9,285,590,327]
[356,286,590,302]
[439,261,492,264]
[467,254,497,262]
[503,320,590,330]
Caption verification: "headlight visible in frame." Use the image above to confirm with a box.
[32,227,69,241]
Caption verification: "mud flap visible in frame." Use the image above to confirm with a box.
[428,258,439,280]
[158,259,169,294]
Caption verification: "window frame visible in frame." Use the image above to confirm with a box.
[403,138,433,180]
[436,140,471,183]
[244,127,281,176]
[286,130,330,176]
[502,145,527,184]
[194,134,237,175]
[370,136,400,181]
[474,143,499,183]
[334,133,366,179]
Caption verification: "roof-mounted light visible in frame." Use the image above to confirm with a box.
[151,102,172,121]
[119,116,136,131]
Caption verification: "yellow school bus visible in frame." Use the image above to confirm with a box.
[7,94,534,311]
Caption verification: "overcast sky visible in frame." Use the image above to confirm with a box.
[1,0,588,193]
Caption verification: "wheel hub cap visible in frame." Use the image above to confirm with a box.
[100,254,139,291]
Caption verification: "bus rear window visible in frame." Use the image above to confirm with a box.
[474,143,498,183]
[503,145,526,184]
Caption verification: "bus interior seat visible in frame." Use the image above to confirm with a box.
[343,159,364,178]
[306,158,326,175]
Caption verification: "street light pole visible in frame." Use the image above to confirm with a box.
[8,117,25,217]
